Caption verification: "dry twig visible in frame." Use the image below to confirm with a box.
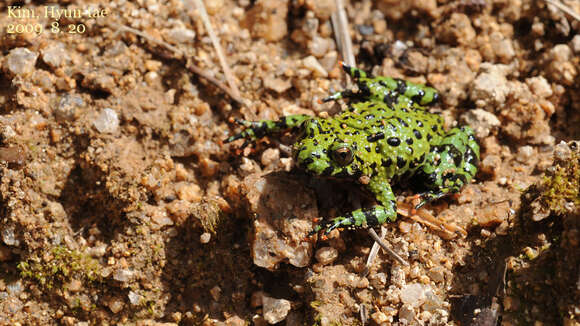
[545,0,580,22]
[331,0,356,67]
[192,0,242,101]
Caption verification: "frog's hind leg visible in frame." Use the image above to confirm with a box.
[338,62,440,107]
[224,114,311,144]
[310,179,398,235]
[415,125,480,209]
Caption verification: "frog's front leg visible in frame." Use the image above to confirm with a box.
[310,178,398,235]
[415,126,480,209]
[224,114,311,145]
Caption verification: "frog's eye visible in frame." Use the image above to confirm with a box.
[331,144,353,166]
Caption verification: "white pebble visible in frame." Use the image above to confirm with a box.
[165,27,196,44]
[113,268,134,282]
[128,291,141,305]
[2,228,17,246]
[93,108,119,133]
[262,295,291,324]
[302,56,328,77]
[200,232,211,244]
[315,246,338,265]
[400,283,427,307]
[6,48,38,75]
[41,42,70,68]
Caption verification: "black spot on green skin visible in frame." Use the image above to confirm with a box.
[227,66,480,235]
[387,137,401,146]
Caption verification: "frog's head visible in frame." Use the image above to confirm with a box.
[294,119,361,178]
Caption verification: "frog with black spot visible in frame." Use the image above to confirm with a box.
[226,63,479,235]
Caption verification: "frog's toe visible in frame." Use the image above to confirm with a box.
[310,216,355,236]
[414,191,446,209]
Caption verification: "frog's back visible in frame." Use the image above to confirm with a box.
[340,100,444,179]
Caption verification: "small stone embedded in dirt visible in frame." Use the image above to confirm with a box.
[164,26,196,44]
[107,298,124,314]
[113,268,134,283]
[128,291,141,305]
[67,279,82,292]
[526,76,553,98]
[436,13,475,46]
[263,76,292,93]
[199,232,211,244]
[399,304,416,323]
[243,173,315,269]
[315,247,338,265]
[546,44,577,86]
[56,94,84,122]
[469,64,510,109]
[5,47,38,76]
[305,0,336,20]
[461,109,500,139]
[516,145,535,163]
[400,283,427,307]
[41,43,71,69]
[2,228,18,246]
[302,56,328,77]
[479,155,502,177]
[93,108,120,134]
[262,295,291,324]
[308,36,333,58]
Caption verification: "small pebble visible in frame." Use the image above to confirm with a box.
[2,228,17,246]
[93,108,119,134]
[107,298,124,313]
[302,56,328,77]
[165,27,196,44]
[6,48,38,75]
[67,279,82,292]
[400,283,427,307]
[262,295,291,324]
[315,246,338,265]
[516,145,534,163]
[461,109,500,139]
[263,76,292,93]
[41,43,70,69]
[200,232,211,244]
[128,291,141,305]
[113,268,134,282]
[398,304,416,323]
[56,94,84,122]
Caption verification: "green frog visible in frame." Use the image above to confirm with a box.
[226,63,479,235]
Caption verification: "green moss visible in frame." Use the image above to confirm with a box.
[541,149,580,215]
[17,246,101,289]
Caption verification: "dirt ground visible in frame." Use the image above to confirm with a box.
[0,0,579,325]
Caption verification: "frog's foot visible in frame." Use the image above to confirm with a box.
[223,118,261,144]
[414,191,446,210]
[321,89,356,103]
[308,215,356,237]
